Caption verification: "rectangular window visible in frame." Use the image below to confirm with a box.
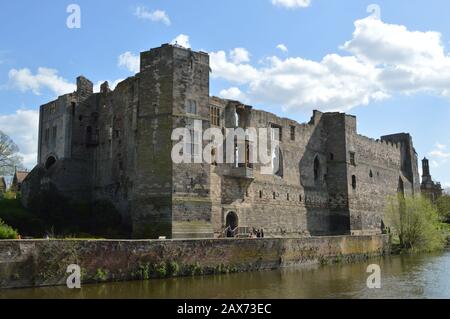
[52,126,57,142]
[290,126,296,141]
[185,128,202,158]
[44,128,50,145]
[350,152,356,166]
[210,106,220,126]
[271,124,282,142]
[186,100,197,115]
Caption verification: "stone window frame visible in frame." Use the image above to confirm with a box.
[290,125,296,141]
[210,105,220,126]
[186,99,198,115]
[349,152,356,166]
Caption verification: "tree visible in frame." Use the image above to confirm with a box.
[0,130,23,176]
[385,195,447,252]
[436,195,450,222]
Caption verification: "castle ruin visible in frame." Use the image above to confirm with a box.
[22,44,424,239]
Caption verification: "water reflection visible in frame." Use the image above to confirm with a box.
[1,250,449,299]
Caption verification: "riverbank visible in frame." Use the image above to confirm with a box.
[0,235,390,289]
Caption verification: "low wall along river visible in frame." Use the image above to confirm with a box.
[0,235,390,289]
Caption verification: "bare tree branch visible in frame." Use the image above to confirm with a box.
[0,130,24,176]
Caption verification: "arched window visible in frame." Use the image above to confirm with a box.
[314,156,320,181]
[352,175,357,190]
[273,146,283,177]
[45,156,57,170]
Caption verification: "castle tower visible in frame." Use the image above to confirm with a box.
[422,157,431,182]
[421,157,443,203]
[131,44,213,239]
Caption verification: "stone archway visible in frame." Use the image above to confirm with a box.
[225,211,239,238]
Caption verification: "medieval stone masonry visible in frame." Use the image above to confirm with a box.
[22,44,424,239]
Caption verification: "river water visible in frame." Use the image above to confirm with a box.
[1,250,449,299]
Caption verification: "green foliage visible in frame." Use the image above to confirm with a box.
[385,195,447,253]
[155,262,167,278]
[167,261,180,276]
[0,198,46,236]
[94,268,110,282]
[436,195,450,222]
[26,187,130,238]
[0,187,130,238]
[0,218,18,239]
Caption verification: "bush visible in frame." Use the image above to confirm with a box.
[436,195,450,222]
[0,218,18,239]
[385,195,447,253]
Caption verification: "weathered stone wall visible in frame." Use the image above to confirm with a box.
[25,44,422,240]
[0,235,390,289]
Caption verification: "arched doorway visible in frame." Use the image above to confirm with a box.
[225,211,239,238]
[45,156,57,170]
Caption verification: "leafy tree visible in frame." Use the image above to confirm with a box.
[0,130,23,176]
[385,195,447,252]
[436,195,450,222]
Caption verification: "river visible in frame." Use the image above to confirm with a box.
[1,250,449,299]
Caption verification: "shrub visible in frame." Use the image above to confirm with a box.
[436,195,450,222]
[385,195,447,253]
[0,218,18,239]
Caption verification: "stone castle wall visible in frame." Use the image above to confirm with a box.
[0,235,390,289]
[22,44,421,240]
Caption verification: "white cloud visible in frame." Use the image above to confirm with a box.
[210,50,259,85]
[276,44,288,53]
[8,67,76,96]
[118,51,140,74]
[219,87,247,101]
[428,143,450,169]
[171,34,191,49]
[210,16,450,112]
[429,150,450,159]
[0,109,39,169]
[134,7,171,26]
[229,48,250,64]
[272,0,311,9]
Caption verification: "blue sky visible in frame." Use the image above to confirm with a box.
[0,0,449,189]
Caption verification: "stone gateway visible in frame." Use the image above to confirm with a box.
[21,44,423,239]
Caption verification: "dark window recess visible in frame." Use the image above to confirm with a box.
[273,192,276,199]
[299,195,302,202]
[259,191,263,199]
[86,126,99,146]
[370,170,374,178]
[52,126,57,143]
[352,175,357,190]
[287,193,290,201]
[330,153,335,161]
[314,156,320,181]
[290,126,296,141]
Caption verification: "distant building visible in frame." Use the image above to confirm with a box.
[11,170,29,193]
[421,158,443,203]
[0,177,6,196]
